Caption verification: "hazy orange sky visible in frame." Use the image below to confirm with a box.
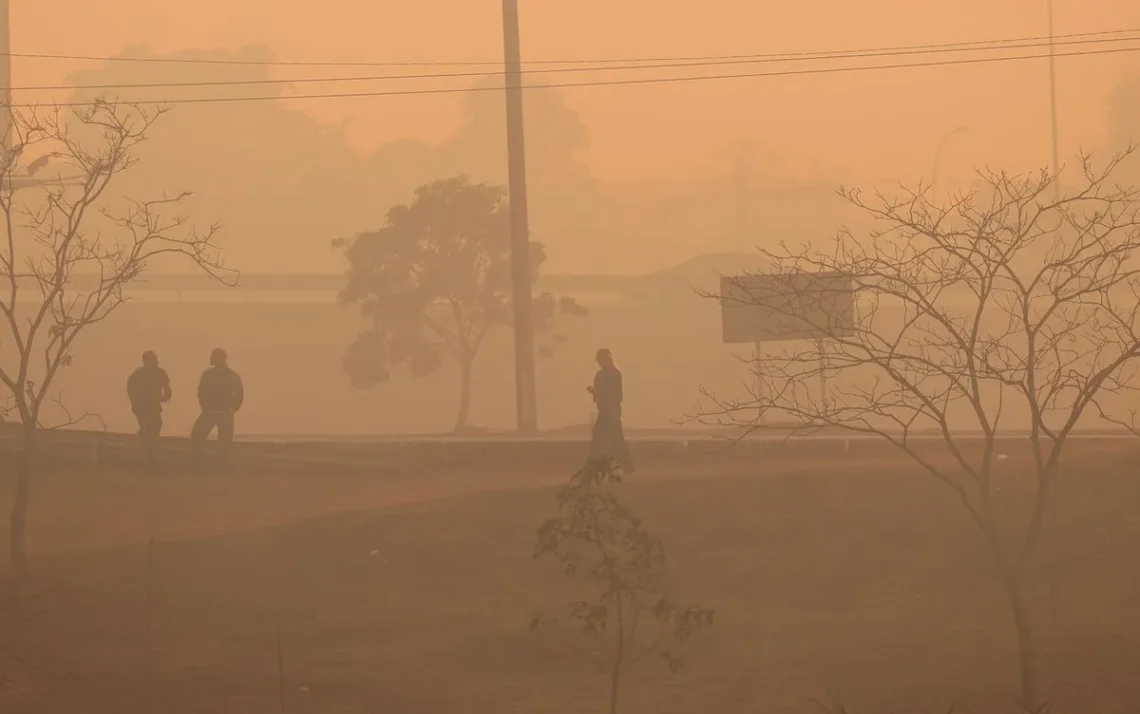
[13,0,1140,186]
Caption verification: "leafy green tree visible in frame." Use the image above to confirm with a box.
[336,176,585,432]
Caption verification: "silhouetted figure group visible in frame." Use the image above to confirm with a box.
[127,344,628,473]
[587,348,633,473]
[126,348,244,471]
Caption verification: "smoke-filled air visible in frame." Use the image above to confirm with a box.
[1,1,1140,712]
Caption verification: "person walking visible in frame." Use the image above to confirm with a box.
[586,348,633,473]
[126,350,172,472]
[191,348,244,461]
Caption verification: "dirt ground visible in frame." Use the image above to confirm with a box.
[0,441,1139,714]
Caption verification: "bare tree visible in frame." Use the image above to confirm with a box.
[0,98,231,579]
[695,148,1140,711]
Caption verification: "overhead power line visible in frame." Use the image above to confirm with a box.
[2,27,1137,69]
[5,41,1139,109]
[3,32,1138,93]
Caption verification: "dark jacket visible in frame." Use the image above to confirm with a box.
[198,365,244,412]
[127,366,171,414]
[592,366,623,419]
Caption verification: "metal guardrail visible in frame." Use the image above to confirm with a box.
[4,426,1137,473]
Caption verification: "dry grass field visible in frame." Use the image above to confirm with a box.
[0,440,1138,713]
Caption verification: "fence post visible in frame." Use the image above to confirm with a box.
[88,431,102,469]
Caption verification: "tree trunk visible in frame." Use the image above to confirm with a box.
[10,420,36,580]
[608,660,621,714]
[609,595,625,714]
[1000,566,1041,712]
[453,356,473,433]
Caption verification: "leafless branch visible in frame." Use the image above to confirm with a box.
[35,390,106,431]
[691,145,1140,713]
[693,145,1140,563]
[0,96,233,430]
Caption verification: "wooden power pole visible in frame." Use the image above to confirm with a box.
[501,0,538,433]
[0,0,11,147]
[1046,0,1061,200]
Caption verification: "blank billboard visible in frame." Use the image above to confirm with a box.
[720,272,855,344]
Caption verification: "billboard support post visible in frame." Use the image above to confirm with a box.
[753,340,766,425]
[816,338,829,412]
[720,271,855,428]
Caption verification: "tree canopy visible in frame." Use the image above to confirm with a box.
[338,176,585,431]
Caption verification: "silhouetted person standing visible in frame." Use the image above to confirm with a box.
[191,348,244,461]
[127,350,171,471]
[587,348,633,472]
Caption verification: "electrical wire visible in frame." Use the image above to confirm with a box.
[3,26,1138,69]
[7,40,1139,109]
[4,32,1138,93]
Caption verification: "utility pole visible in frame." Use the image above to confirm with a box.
[1047,0,1061,200]
[501,0,538,433]
[0,0,11,147]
